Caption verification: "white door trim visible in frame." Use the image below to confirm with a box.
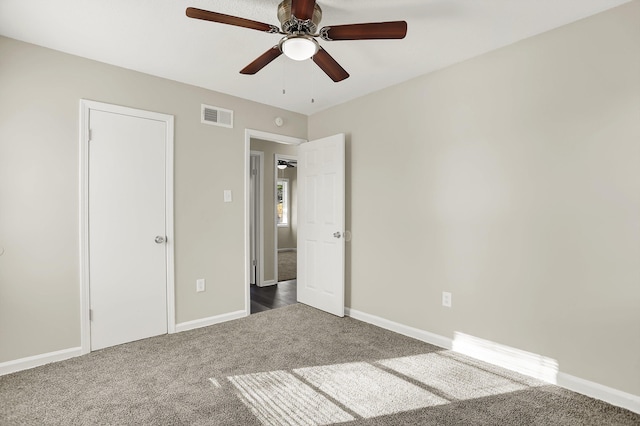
[79,99,175,355]
[244,129,306,315]
[250,150,265,286]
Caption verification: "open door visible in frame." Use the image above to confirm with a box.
[297,134,345,317]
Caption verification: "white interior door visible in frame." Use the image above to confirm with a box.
[88,108,168,350]
[297,134,345,317]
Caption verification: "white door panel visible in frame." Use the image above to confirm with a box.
[297,134,345,317]
[89,109,168,350]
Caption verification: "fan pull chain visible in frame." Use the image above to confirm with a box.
[311,62,315,103]
[282,59,286,95]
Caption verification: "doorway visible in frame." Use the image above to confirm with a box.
[245,130,305,314]
[250,153,299,314]
[80,100,175,354]
[275,153,297,283]
[244,130,346,318]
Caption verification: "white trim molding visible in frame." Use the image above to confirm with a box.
[452,331,559,384]
[345,307,640,414]
[175,310,247,333]
[1,309,246,376]
[259,279,278,288]
[246,129,306,145]
[0,347,82,376]
[250,150,265,287]
[557,373,640,414]
[345,308,452,350]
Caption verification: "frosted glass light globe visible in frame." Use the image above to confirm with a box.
[282,37,318,61]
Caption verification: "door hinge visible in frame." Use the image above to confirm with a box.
[251,168,257,176]
[89,309,93,321]
[252,260,257,266]
[88,129,92,141]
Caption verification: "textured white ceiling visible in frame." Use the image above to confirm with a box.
[0,0,630,115]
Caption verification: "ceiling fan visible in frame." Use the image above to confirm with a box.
[186,0,407,82]
[278,159,297,169]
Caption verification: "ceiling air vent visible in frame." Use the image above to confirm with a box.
[201,104,233,128]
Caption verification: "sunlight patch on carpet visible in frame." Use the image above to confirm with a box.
[293,362,448,418]
[226,351,545,425]
[379,352,528,400]
[228,370,355,426]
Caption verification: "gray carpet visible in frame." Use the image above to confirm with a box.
[278,250,296,282]
[1,304,638,425]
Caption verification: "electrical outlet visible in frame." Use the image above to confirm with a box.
[196,279,206,292]
[442,291,452,308]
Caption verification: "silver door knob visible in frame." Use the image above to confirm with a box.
[333,232,342,239]
[155,236,166,244]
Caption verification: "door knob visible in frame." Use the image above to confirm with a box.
[155,236,166,244]
[333,232,342,239]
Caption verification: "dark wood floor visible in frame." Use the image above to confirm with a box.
[250,280,297,314]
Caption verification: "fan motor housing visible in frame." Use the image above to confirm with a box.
[277,0,323,33]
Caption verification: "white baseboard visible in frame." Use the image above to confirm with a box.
[345,307,639,414]
[557,372,640,414]
[345,308,452,350]
[258,280,277,287]
[451,331,559,384]
[1,310,249,376]
[175,310,247,333]
[0,347,82,376]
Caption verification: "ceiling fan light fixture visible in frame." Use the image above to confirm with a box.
[186,3,408,82]
[280,35,318,61]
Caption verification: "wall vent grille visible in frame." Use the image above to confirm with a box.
[201,104,233,128]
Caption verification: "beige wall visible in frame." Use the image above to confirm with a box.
[309,1,640,395]
[249,139,298,283]
[0,36,307,363]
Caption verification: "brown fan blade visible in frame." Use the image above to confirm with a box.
[186,7,277,33]
[312,48,349,82]
[322,21,407,41]
[240,46,283,75]
[291,0,317,21]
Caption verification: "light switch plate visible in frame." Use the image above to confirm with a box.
[223,190,232,202]
[196,279,206,292]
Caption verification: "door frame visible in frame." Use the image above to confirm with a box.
[79,99,175,355]
[244,129,306,315]
[249,150,264,286]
